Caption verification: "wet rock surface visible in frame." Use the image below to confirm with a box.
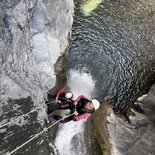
[107,84,155,155]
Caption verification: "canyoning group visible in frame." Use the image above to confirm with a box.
[46,89,100,123]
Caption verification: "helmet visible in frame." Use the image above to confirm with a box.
[91,99,100,110]
[65,93,73,99]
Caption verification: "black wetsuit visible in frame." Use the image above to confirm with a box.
[47,98,94,123]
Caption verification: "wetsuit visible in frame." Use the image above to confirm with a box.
[72,95,95,121]
[53,89,74,102]
[47,95,94,123]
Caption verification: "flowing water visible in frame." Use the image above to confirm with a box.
[68,0,155,112]
[55,70,96,155]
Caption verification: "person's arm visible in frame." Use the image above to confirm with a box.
[73,113,91,121]
[56,89,66,101]
[76,95,88,101]
[74,95,88,105]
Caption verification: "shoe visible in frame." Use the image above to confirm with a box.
[47,108,54,115]
[45,101,49,104]
[48,114,54,123]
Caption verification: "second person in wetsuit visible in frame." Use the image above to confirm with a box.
[47,94,100,123]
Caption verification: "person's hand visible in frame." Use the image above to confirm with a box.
[62,115,67,120]
[74,100,78,105]
[55,97,61,103]
[55,97,59,102]
[73,111,78,116]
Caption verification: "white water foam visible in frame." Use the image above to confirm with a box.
[67,69,95,99]
[55,69,95,155]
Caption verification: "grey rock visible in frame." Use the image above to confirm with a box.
[0,0,73,154]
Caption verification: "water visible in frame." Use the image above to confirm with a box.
[60,0,155,154]
[55,70,95,155]
[55,0,155,154]
[68,0,155,112]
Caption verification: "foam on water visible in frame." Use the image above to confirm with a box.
[67,69,96,99]
[55,69,95,155]
[81,0,103,16]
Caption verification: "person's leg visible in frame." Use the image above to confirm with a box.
[47,91,56,101]
[47,103,59,114]
[47,101,75,114]
[57,101,75,110]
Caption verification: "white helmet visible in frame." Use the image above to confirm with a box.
[65,93,73,99]
[91,99,100,110]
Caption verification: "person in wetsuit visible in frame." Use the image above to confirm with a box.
[47,94,100,123]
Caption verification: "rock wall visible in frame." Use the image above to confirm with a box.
[94,84,155,155]
[107,84,155,155]
[0,0,73,154]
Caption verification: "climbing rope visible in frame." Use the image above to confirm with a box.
[0,94,75,129]
[7,113,74,155]
[0,85,69,128]
[0,104,46,129]
[1,87,77,154]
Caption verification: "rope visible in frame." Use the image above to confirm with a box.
[7,113,74,155]
[0,87,69,129]
[1,87,76,154]
[0,105,46,129]
[54,96,77,111]
[0,96,76,129]
[56,96,75,103]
